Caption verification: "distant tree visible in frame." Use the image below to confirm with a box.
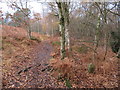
[0,10,3,24]
[30,12,42,33]
[10,8,30,27]
[41,13,59,36]
[8,0,32,39]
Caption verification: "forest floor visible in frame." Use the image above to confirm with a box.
[1,25,119,88]
[1,25,64,88]
[50,40,119,88]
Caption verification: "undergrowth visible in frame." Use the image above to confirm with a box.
[52,41,60,46]
[74,45,88,54]
[31,36,41,43]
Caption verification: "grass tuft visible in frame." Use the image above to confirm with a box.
[65,78,72,88]
[52,41,60,46]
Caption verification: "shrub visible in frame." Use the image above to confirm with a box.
[88,63,95,73]
[110,31,120,54]
[50,58,74,82]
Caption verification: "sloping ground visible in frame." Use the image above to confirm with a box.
[0,25,119,88]
[2,25,28,38]
[1,25,46,40]
[1,25,40,88]
[2,41,60,88]
[50,39,119,88]
[1,25,62,88]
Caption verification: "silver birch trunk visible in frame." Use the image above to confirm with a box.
[63,2,71,52]
[65,28,70,51]
[93,13,100,61]
[57,2,66,60]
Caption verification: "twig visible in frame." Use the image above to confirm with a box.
[17,64,41,75]
[20,77,34,88]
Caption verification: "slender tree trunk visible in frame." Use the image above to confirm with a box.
[103,3,108,60]
[27,26,32,39]
[117,1,120,58]
[0,24,2,89]
[95,14,100,51]
[26,20,32,39]
[64,2,71,52]
[103,32,108,60]
[52,19,54,37]
[65,27,70,51]
[103,19,108,60]
[52,29,54,37]
[52,25,54,37]
[25,0,31,39]
[93,13,100,61]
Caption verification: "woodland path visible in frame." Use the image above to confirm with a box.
[23,41,56,88]
[3,41,61,88]
[19,41,59,88]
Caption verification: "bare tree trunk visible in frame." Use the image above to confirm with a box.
[65,28,70,51]
[103,31,108,60]
[0,24,2,89]
[103,3,108,60]
[27,24,32,39]
[52,28,54,37]
[94,14,100,50]
[63,2,71,52]
[117,1,120,58]
[25,17,32,39]
[11,1,32,39]
[57,2,66,60]
[93,13,100,61]
[26,20,32,40]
